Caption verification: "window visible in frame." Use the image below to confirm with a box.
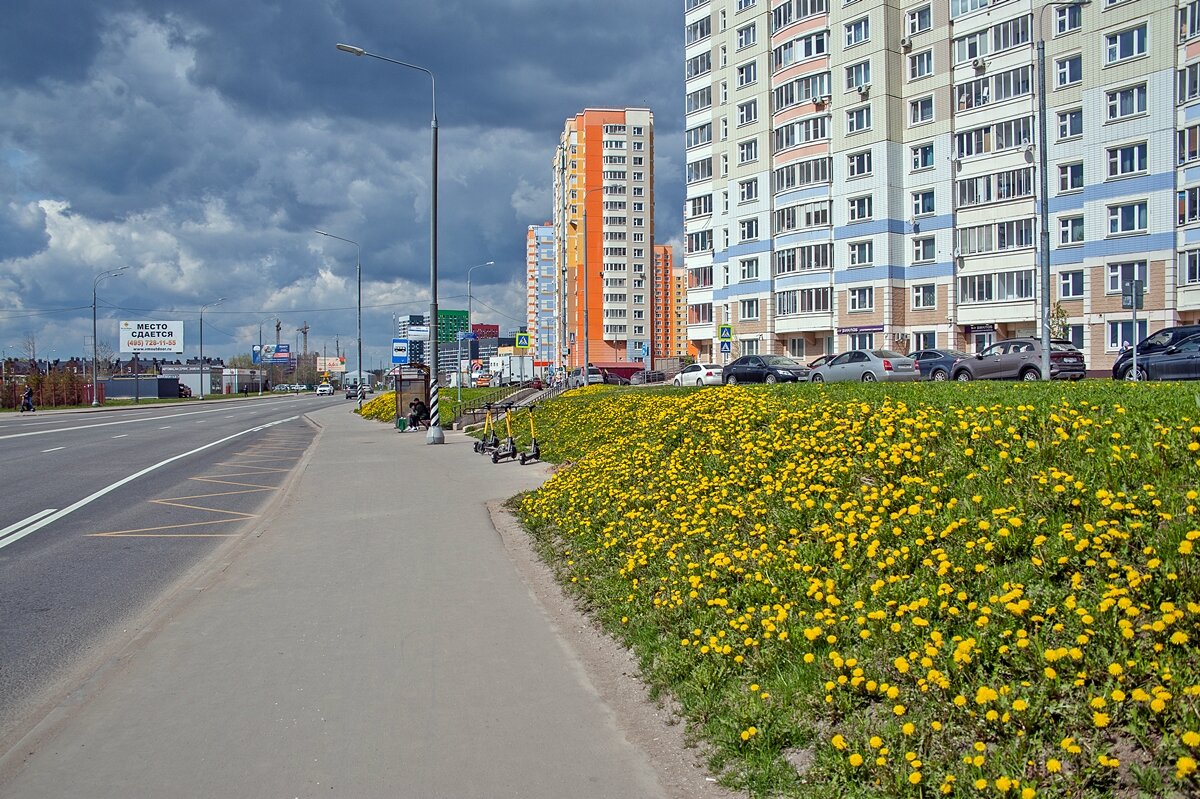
[847,150,872,177]
[991,15,1031,53]
[907,5,932,34]
[739,299,760,320]
[848,240,873,266]
[774,200,831,233]
[1055,4,1082,35]
[774,243,832,274]
[1106,25,1147,64]
[1182,63,1200,104]
[995,270,1035,301]
[1180,124,1200,165]
[910,96,934,124]
[1060,270,1084,298]
[847,105,872,133]
[1059,162,1083,192]
[912,190,935,217]
[686,157,712,183]
[739,338,759,355]
[739,258,760,281]
[1059,216,1084,245]
[773,30,829,70]
[685,52,711,81]
[685,16,712,45]
[958,274,994,303]
[913,238,935,263]
[739,178,758,202]
[1107,202,1148,235]
[845,17,869,47]
[739,218,759,241]
[737,100,758,125]
[848,287,874,311]
[773,156,831,192]
[686,86,712,114]
[1058,108,1082,139]
[1108,320,1148,352]
[848,195,873,221]
[1056,55,1082,87]
[1107,142,1147,178]
[685,123,712,149]
[845,60,871,90]
[951,0,987,17]
[738,138,759,164]
[1107,84,1147,120]
[736,61,757,87]
[686,230,713,253]
[774,71,832,111]
[1182,250,1200,284]
[688,194,713,218]
[909,50,933,79]
[912,143,934,170]
[736,23,757,49]
[913,283,936,308]
[1106,260,1147,294]
[736,0,756,10]
[1181,187,1200,225]
[774,115,830,151]
[850,333,875,349]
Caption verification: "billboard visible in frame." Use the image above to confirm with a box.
[261,343,292,363]
[316,355,346,373]
[120,320,184,353]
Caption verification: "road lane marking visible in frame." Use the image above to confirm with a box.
[42,446,66,453]
[0,398,307,441]
[1,509,58,544]
[112,434,128,439]
[0,416,300,552]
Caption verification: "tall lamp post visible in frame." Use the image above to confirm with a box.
[1036,0,1091,380]
[337,42,443,444]
[462,259,495,399]
[256,315,276,396]
[199,298,225,399]
[91,266,128,406]
[315,230,362,411]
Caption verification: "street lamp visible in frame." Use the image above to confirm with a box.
[91,266,128,406]
[256,315,276,396]
[199,298,225,400]
[462,260,495,401]
[337,42,444,444]
[315,230,362,411]
[1036,0,1091,381]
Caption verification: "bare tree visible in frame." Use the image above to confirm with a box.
[20,331,36,362]
[96,341,118,376]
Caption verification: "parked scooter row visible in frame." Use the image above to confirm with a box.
[472,402,540,465]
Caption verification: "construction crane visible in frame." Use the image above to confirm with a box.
[297,322,310,355]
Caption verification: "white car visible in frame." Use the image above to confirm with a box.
[672,362,724,386]
[316,384,333,396]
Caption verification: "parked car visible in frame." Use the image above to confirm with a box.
[1116,334,1200,381]
[567,366,604,388]
[630,370,666,385]
[723,354,809,385]
[1112,324,1200,380]
[809,349,920,383]
[602,370,630,385]
[952,338,1085,382]
[178,384,193,398]
[910,348,972,381]
[807,355,833,370]
[672,362,723,386]
[316,383,333,396]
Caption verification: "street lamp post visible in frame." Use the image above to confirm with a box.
[315,230,362,411]
[91,266,128,406]
[199,298,225,400]
[1036,0,1091,381]
[337,42,443,444]
[257,315,276,396]
[462,259,495,400]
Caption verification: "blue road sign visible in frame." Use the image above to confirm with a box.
[720,341,732,354]
[392,338,410,365]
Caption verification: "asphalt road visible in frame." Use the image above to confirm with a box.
[0,396,325,749]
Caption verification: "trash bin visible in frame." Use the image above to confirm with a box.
[396,418,407,432]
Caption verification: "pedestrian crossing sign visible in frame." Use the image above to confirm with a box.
[516,333,530,349]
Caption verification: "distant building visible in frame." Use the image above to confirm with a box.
[527,222,558,369]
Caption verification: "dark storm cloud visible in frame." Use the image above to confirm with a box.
[0,1,684,362]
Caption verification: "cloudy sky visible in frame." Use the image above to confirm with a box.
[0,0,684,369]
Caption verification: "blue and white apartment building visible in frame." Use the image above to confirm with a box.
[685,0,1200,372]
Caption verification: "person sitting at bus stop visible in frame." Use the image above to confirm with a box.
[407,397,429,430]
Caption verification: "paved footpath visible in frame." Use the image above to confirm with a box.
[0,404,668,798]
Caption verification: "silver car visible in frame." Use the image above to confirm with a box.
[809,349,920,383]
[672,362,724,386]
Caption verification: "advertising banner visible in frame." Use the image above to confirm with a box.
[120,320,184,353]
[261,343,291,363]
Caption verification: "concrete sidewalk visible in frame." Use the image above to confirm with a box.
[0,405,669,798]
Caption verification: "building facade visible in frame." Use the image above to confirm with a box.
[685,0,1192,373]
[527,223,558,370]
[553,108,656,371]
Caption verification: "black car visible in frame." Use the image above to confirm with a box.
[910,348,971,381]
[1120,334,1200,381]
[723,354,809,385]
[1112,325,1200,380]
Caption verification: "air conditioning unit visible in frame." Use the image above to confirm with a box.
[815,94,832,106]
[1023,143,1035,154]
[972,57,987,70]
[952,247,963,258]
[857,85,870,99]
[900,36,912,49]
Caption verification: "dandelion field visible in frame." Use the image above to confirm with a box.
[516,383,1200,797]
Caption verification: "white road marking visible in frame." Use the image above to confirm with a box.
[42,446,66,453]
[0,416,300,552]
[0,509,58,545]
[112,434,128,439]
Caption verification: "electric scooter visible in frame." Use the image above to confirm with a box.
[474,402,500,454]
[518,404,540,465]
[491,404,518,463]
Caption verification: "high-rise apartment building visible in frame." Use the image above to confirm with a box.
[553,108,656,371]
[527,223,558,369]
[685,0,1193,372]
[652,244,688,360]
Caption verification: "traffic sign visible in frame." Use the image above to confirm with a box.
[392,338,410,365]
[720,341,732,354]
[718,324,733,342]
[516,332,531,349]
[1122,280,1144,310]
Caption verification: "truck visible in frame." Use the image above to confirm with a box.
[488,354,535,385]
